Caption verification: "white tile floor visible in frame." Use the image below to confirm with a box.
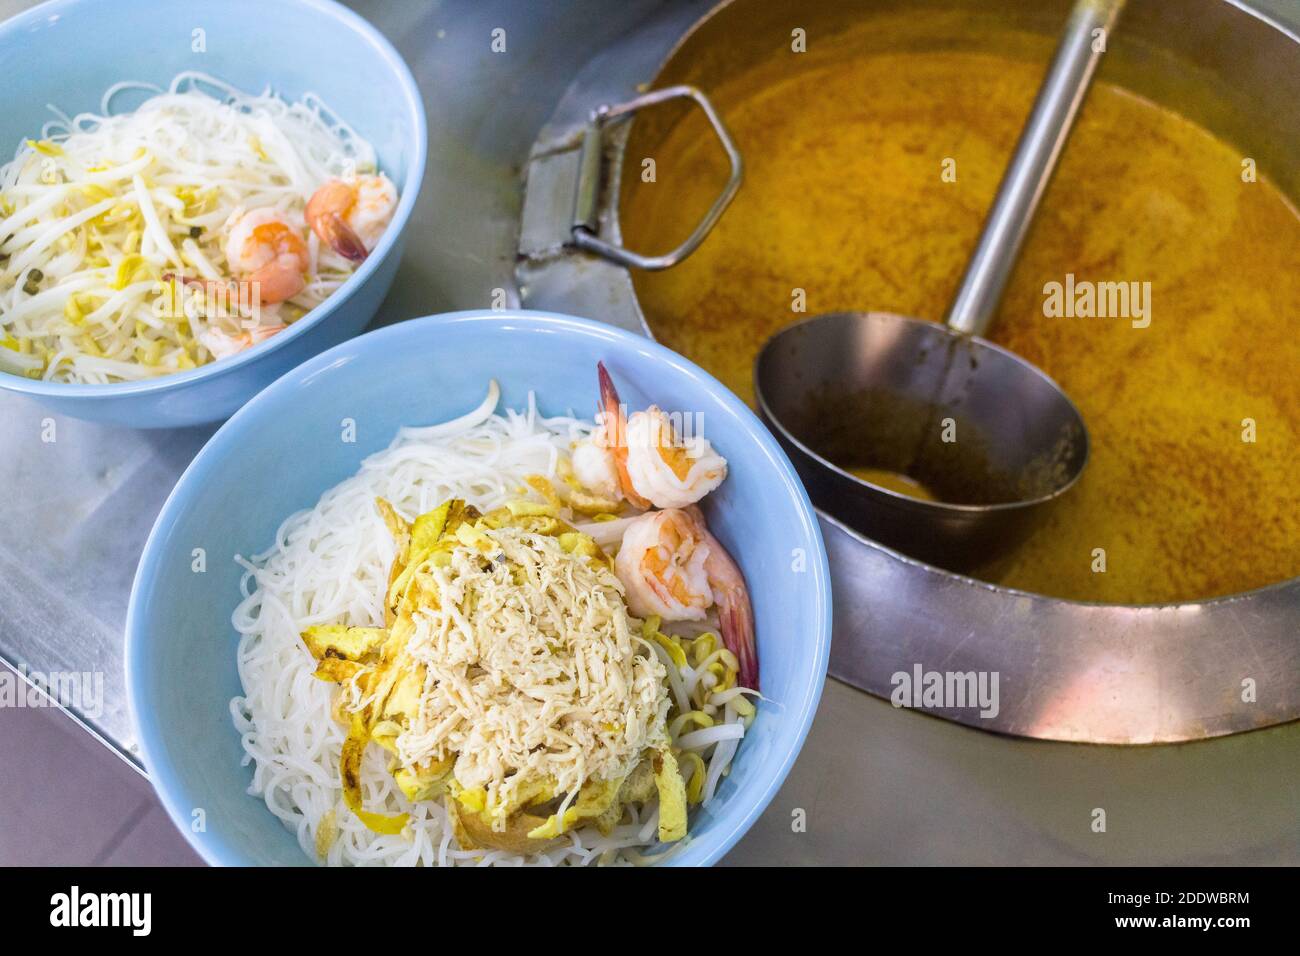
[0,704,203,866]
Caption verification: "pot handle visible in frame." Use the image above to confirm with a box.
[571,85,742,271]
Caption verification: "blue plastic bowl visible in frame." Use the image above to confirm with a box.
[0,0,426,428]
[126,310,832,866]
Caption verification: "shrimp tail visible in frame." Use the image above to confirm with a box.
[597,361,650,509]
[718,590,759,692]
[306,180,369,263]
[314,212,368,263]
[686,506,759,690]
[597,360,621,442]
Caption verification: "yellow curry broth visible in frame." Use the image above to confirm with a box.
[622,47,1300,603]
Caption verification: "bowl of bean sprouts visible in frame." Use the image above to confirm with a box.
[0,0,426,427]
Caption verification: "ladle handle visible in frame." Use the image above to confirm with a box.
[945,0,1126,337]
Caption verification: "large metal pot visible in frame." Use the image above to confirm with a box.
[517,0,1300,743]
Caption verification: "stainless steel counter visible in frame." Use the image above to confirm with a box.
[1,0,1296,865]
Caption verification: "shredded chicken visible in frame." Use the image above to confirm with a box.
[395,526,670,822]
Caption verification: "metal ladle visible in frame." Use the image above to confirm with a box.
[755,0,1124,573]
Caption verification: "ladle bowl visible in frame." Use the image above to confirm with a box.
[753,0,1119,572]
[756,311,1087,571]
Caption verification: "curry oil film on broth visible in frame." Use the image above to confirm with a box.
[622,10,1300,605]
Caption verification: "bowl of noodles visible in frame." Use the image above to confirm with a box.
[126,310,832,865]
[0,0,425,427]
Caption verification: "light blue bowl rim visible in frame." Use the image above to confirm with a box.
[126,309,834,867]
[0,0,428,401]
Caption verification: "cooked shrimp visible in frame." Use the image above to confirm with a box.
[165,206,310,311]
[614,507,758,689]
[576,362,728,510]
[197,323,286,361]
[305,173,398,262]
[572,434,622,502]
[222,206,310,304]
